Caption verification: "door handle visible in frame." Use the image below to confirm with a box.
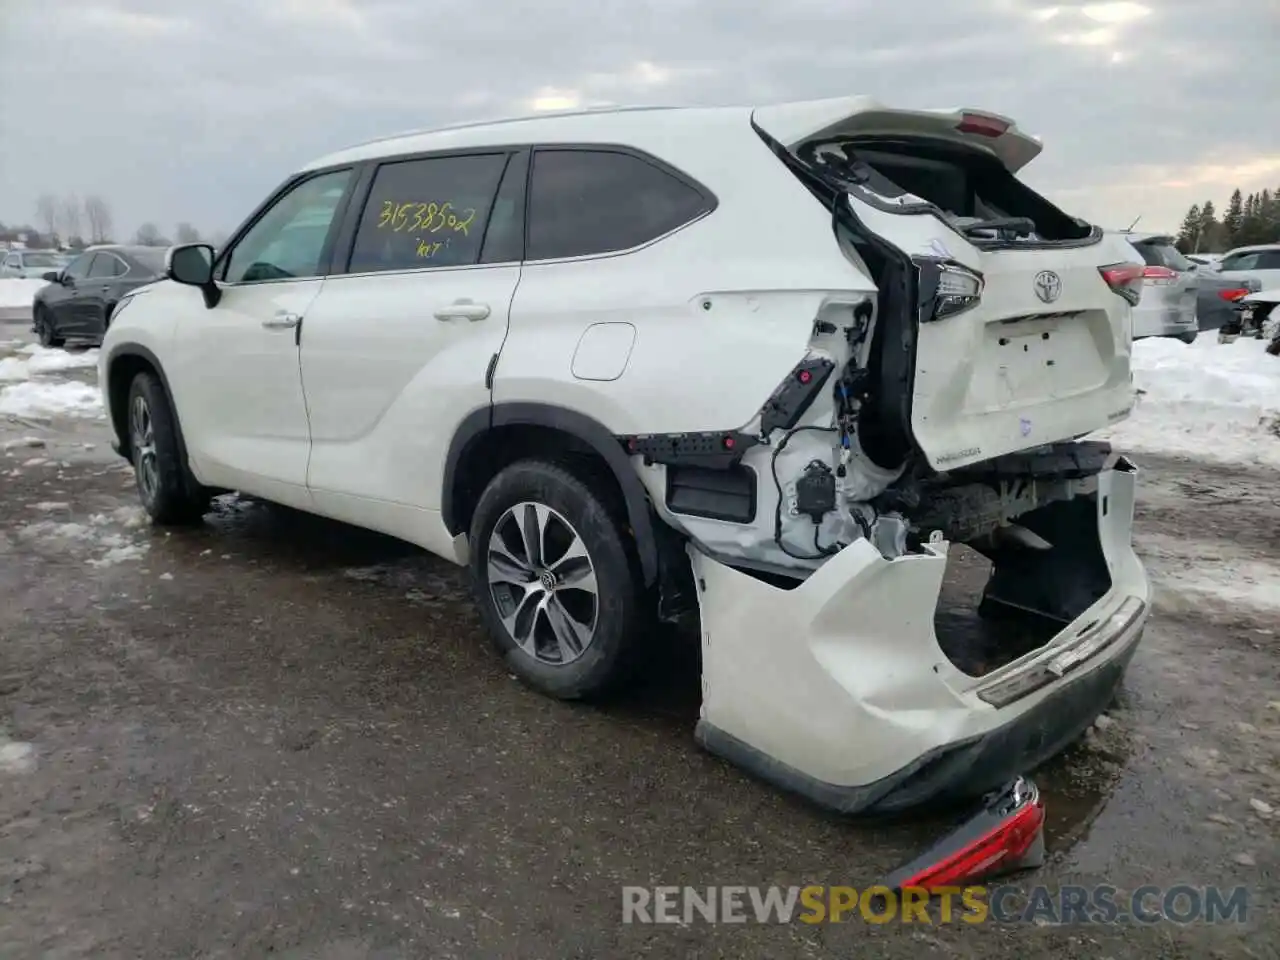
[433,299,490,322]
[262,311,301,330]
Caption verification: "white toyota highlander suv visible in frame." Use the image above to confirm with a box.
[100,97,1151,815]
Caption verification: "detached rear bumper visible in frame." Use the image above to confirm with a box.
[691,459,1150,816]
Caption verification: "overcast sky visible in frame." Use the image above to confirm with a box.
[1,0,1276,241]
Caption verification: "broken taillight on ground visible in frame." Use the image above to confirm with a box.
[877,777,1046,893]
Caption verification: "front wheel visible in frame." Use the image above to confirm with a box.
[127,371,210,525]
[468,460,649,700]
[1178,330,1198,344]
[35,306,64,348]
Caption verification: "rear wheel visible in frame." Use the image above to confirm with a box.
[35,306,64,348]
[1177,330,1198,344]
[127,371,210,525]
[468,459,649,700]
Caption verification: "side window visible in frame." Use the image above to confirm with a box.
[223,168,353,284]
[2,255,16,269]
[1221,253,1258,272]
[347,153,508,274]
[64,254,93,279]
[526,149,712,261]
[1256,251,1280,270]
[88,254,121,278]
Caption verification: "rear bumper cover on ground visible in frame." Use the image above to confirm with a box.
[690,460,1149,815]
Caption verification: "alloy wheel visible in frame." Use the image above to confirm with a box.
[486,501,599,665]
[130,394,158,505]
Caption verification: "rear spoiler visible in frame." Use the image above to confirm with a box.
[751,97,1044,173]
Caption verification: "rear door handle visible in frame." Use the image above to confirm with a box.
[262,311,301,330]
[434,300,490,322]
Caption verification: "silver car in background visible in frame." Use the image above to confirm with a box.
[1120,232,1258,341]
[0,249,69,279]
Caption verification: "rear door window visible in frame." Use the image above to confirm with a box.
[526,148,713,261]
[347,153,509,274]
[1255,251,1280,269]
[88,253,123,278]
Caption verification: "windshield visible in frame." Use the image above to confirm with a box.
[24,252,60,267]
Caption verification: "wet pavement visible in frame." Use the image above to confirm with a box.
[1,329,1278,958]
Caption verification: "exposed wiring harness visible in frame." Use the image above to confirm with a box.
[771,426,838,561]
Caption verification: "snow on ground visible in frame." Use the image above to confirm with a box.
[0,380,103,419]
[16,506,150,568]
[0,341,103,420]
[1138,531,1280,614]
[1098,335,1280,467]
[0,344,98,381]
[0,278,46,308]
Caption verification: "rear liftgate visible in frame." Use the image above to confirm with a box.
[628,103,1149,836]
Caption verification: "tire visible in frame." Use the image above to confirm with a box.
[127,371,210,525]
[468,459,649,700]
[1178,330,1198,344]
[35,306,64,348]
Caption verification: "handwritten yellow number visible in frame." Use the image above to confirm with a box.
[377,200,394,228]
[428,202,450,232]
[410,203,427,232]
[455,208,476,236]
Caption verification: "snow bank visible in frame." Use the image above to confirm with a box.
[0,344,98,381]
[0,380,103,418]
[0,278,45,308]
[1098,335,1280,467]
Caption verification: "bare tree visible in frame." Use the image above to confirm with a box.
[35,194,59,243]
[58,194,83,244]
[133,222,169,246]
[174,222,201,244]
[84,195,114,244]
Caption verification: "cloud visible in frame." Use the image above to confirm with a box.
[0,0,1275,238]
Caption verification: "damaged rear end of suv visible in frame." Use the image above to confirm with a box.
[615,98,1151,815]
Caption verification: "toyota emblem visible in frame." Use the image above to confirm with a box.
[1033,270,1062,303]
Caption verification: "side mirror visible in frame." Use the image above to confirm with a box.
[42,271,60,282]
[166,243,221,308]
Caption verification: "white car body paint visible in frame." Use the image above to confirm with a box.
[99,97,1151,813]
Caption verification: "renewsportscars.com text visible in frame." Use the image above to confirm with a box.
[621,884,1249,926]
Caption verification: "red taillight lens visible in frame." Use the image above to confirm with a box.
[956,112,1010,138]
[1220,288,1251,301]
[1141,265,1178,285]
[878,778,1046,894]
[1099,262,1144,306]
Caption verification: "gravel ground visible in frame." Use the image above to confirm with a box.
[1,323,1277,958]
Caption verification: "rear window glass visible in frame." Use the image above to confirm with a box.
[1134,241,1192,271]
[348,154,508,274]
[526,149,711,261]
[801,139,1091,243]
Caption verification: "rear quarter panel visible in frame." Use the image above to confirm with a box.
[495,115,877,436]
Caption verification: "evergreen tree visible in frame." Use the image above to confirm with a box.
[1224,188,1244,243]
[1172,204,1203,253]
[1176,203,1202,252]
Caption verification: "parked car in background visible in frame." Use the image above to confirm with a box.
[32,245,167,347]
[1,248,68,279]
[1211,243,1280,290]
[1121,232,1256,339]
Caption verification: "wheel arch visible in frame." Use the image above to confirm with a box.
[104,343,188,467]
[443,403,660,586]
